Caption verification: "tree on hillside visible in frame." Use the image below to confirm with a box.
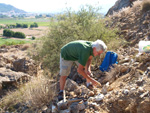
[30,22,38,28]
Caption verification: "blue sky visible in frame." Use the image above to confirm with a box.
[0,0,117,14]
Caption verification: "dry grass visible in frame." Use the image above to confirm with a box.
[0,75,56,112]
[24,76,56,108]
[132,0,142,12]
[104,64,120,84]
[107,37,127,51]
[111,5,131,18]
[111,0,142,18]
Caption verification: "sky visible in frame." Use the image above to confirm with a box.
[0,0,117,14]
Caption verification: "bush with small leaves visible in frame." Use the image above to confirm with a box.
[32,36,36,40]
[16,23,22,28]
[33,22,38,27]
[22,24,28,28]
[14,32,26,39]
[30,22,38,28]
[0,25,2,29]
[3,29,15,37]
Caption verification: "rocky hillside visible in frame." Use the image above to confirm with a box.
[51,0,150,113]
[0,0,150,113]
[0,44,38,97]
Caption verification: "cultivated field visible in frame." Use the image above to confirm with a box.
[0,18,50,40]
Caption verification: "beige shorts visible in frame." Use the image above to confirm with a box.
[60,55,79,76]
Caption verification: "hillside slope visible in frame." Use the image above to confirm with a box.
[0,3,26,13]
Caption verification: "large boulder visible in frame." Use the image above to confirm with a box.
[65,79,79,91]
[13,58,38,76]
[0,67,31,90]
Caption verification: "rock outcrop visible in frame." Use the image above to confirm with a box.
[0,67,31,90]
[106,0,137,16]
[0,44,39,95]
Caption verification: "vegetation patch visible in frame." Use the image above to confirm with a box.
[0,18,50,27]
[0,76,55,112]
[0,37,31,46]
[3,29,26,38]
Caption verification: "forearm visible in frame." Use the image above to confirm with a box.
[85,62,91,72]
[85,56,92,73]
[78,69,101,87]
[77,68,92,81]
[77,62,101,87]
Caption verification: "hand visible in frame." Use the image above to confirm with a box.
[86,71,93,77]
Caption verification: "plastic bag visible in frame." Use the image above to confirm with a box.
[139,41,150,53]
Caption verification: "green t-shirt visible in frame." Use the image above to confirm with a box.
[61,40,94,66]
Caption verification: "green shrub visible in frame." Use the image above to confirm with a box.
[33,22,38,27]
[33,5,119,74]
[3,29,26,39]
[3,29,15,37]
[142,0,150,12]
[32,36,36,40]
[6,24,16,29]
[11,24,16,28]
[14,32,26,38]
[0,38,30,47]
[3,29,7,34]
[30,24,34,28]
[30,22,38,28]
[0,25,2,29]
[6,23,28,28]
[5,41,25,46]
[22,24,28,28]
[16,23,22,28]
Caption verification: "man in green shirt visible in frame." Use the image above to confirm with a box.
[58,40,107,101]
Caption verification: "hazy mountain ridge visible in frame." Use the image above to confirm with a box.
[0,3,26,13]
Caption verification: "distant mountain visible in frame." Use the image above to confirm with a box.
[0,3,26,13]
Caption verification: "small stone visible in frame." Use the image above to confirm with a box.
[136,79,144,86]
[122,89,129,95]
[140,91,149,98]
[78,102,85,111]
[101,82,109,94]
[88,91,95,97]
[41,105,47,111]
[88,97,94,102]
[70,102,79,113]
[94,93,104,102]
[59,109,70,113]
[138,87,144,93]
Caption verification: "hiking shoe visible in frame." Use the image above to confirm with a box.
[58,91,63,101]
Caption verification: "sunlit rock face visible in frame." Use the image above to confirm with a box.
[106,0,137,16]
